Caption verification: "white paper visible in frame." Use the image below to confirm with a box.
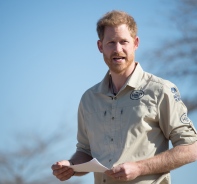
[68,158,109,173]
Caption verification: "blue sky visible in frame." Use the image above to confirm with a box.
[0,0,196,183]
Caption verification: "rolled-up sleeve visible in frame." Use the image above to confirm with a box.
[76,100,92,156]
[157,84,197,147]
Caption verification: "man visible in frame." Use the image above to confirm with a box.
[51,10,197,184]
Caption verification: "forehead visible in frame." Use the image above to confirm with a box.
[103,24,132,40]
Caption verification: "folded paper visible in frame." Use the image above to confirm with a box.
[68,158,109,173]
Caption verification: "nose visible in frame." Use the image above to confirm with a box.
[114,42,122,53]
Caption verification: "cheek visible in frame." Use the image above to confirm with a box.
[103,53,110,61]
[127,48,135,55]
[103,49,111,57]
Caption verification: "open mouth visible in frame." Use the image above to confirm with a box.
[112,56,126,62]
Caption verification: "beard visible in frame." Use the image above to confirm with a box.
[103,52,134,74]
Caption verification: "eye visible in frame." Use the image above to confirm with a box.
[108,41,115,44]
[121,40,129,44]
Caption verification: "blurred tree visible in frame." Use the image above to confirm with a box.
[148,0,197,112]
[0,128,80,184]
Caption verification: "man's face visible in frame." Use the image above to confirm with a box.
[97,24,139,74]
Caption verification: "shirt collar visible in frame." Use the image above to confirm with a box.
[97,62,144,94]
[126,62,144,89]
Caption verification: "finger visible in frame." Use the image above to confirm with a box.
[106,167,122,177]
[56,168,75,181]
[51,161,70,170]
[109,169,125,179]
[106,171,122,179]
[105,169,114,175]
[51,164,62,170]
[117,176,125,181]
[113,171,124,179]
[53,166,70,176]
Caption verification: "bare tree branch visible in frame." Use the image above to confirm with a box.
[0,125,81,184]
[146,0,197,112]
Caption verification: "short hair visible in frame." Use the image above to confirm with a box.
[97,10,138,40]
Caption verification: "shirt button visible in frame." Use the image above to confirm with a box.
[103,179,106,183]
[111,138,113,141]
[112,117,114,120]
[109,159,111,162]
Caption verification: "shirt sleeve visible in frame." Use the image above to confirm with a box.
[157,83,197,147]
[76,99,92,156]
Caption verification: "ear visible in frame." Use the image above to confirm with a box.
[134,36,140,50]
[97,40,103,53]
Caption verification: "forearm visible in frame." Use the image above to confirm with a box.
[69,151,93,176]
[137,142,197,176]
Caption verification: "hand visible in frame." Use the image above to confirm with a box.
[51,160,75,181]
[105,162,141,181]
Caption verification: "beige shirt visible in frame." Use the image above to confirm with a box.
[76,63,197,184]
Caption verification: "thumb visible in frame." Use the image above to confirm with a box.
[56,160,70,166]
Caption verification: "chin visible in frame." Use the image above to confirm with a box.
[110,67,126,74]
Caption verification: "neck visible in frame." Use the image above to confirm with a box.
[110,62,136,93]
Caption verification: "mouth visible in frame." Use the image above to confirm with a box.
[112,56,126,63]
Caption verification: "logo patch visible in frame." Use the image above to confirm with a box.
[130,90,144,100]
[180,113,191,124]
[174,94,181,102]
[171,87,177,93]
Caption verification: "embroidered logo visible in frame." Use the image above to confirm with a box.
[180,113,191,124]
[130,90,144,100]
[171,87,181,102]
[171,87,177,93]
[174,94,181,102]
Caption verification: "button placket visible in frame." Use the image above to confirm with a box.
[108,95,118,168]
